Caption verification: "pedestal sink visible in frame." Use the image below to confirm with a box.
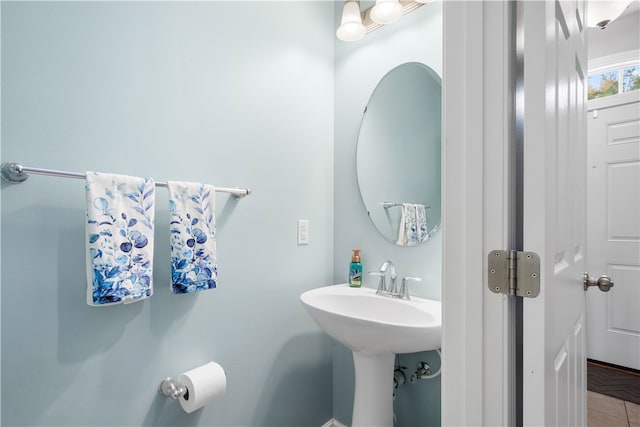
[300,284,441,427]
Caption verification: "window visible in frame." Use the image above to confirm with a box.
[588,63,640,100]
[622,66,640,93]
[588,70,618,99]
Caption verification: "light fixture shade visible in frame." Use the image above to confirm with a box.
[336,1,366,42]
[587,0,632,28]
[414,0,434,3]
[370,0,404,25]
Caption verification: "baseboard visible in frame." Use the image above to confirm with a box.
[321,418,348,427]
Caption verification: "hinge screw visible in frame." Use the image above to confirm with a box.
[527,290,532,295]
[495,286,500,292]
[490,268,496,274]
[531,273,538,278]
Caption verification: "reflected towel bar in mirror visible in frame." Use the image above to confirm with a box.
[381,202,430,209]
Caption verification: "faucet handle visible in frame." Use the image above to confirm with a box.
[369,271,387,294]
[399,277,422,300]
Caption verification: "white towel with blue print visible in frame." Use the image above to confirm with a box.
[168,181,217,294]
[85,172,155,306]
[396,203,415,246]
[415,204,429,243]
[396,203,429,246]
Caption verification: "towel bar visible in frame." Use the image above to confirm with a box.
[1,162,251,198]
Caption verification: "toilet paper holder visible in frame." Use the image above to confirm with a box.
[158,377,188,400]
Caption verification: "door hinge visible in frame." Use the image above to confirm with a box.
[488,250,540,298]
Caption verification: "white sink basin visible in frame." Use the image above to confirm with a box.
[300,283,441,355]
[300,283,441,427]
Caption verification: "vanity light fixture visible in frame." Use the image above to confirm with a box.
[587,0,633,29]
[337,0,367,42]
[337,0,430,42]
[370,0,404,25]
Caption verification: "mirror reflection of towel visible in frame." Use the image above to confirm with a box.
[397,203,429,246]
[415,204,428,243]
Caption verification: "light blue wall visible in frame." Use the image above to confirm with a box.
[333,1,442,300]
[1,2,335,426]
[2,1,444,426]
[333,2,443,426]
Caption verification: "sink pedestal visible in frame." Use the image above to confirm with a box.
[351,352,395,427]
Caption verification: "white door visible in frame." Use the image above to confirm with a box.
[586,91,640,370]
[521,0,588,426]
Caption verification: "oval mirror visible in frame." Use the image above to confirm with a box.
[356,62,441,246]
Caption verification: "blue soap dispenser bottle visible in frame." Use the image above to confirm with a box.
[349,249,362,287]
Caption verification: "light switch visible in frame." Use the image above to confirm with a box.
[297,220,309,245]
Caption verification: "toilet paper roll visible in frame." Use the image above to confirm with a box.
[178,361,226,413]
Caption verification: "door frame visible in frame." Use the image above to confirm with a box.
[441,1,515,425]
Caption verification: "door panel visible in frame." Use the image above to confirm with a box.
[587,95,640,370]
[608,265,640,333]
[522,0,587,425]
[609,162,639,239]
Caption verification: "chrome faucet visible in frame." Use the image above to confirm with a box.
[398,277,422,300]
[369,261,422,300]
[370,260,397,296]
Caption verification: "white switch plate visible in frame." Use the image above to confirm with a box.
[297,219,309,245]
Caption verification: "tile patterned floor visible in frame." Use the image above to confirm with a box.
[588,391,640,427]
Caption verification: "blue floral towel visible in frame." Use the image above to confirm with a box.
[396,203,429,246]
[85,172,155,306]
[415,204,428,243]
[168,181,217,294]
